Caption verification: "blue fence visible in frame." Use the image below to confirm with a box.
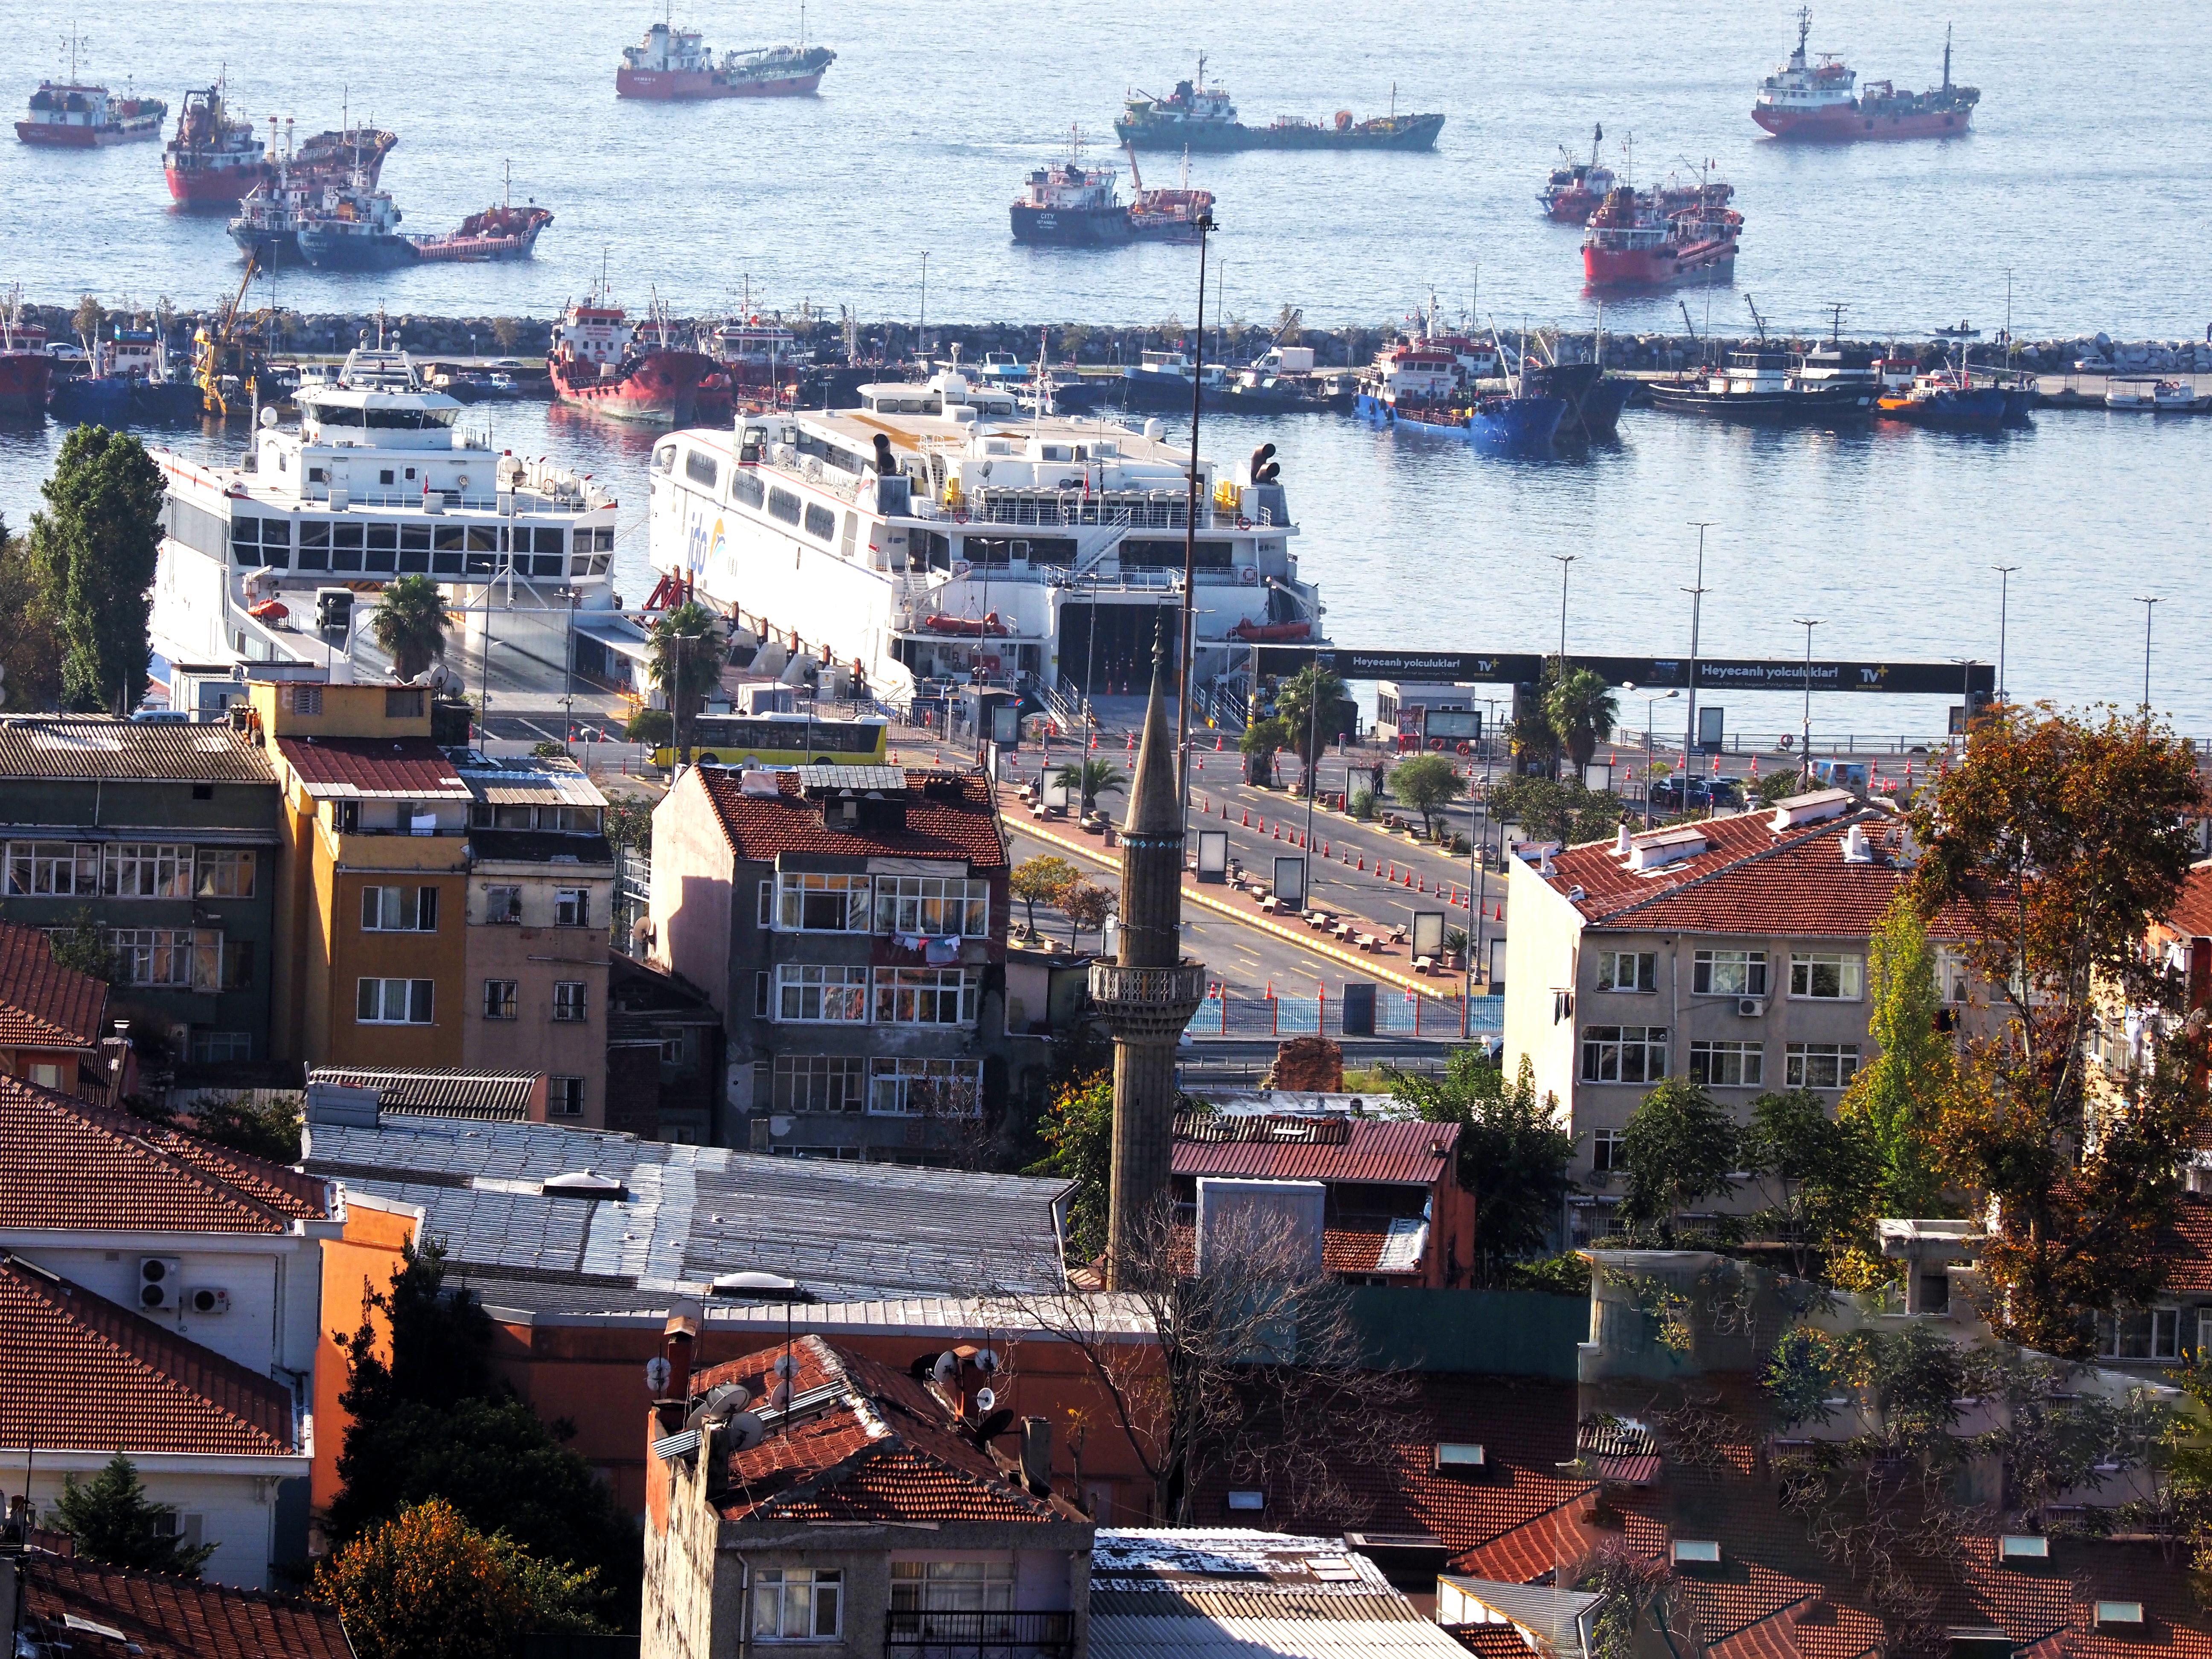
[1192,992,1503,1040]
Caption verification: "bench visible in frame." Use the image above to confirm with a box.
[1356,933,1376,953]
[1259,896,1280,914]
[1415,955,1436,975]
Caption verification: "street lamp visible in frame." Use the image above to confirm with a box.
[1682,524,1712,771]
[1791,617,1820,785]
[2133,595,2160,714]
[1550,554,1575,667]
[1991,565,2018,704]
[1625,686,1678,828]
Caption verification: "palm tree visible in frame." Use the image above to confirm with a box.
[1546,664,1619,776]
[1055,759,1128,815]
[1272,664,1346,799]
[649,601,726,768]
[370,575,448,684]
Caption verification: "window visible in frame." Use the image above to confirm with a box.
[775,964,870,1023]
[362,886,438,931]
[553,981,588,1022]
[553,888,591,928]
[483,979,518,1020]
[27,1063,62,1089]
[104,843,194,899]
[1580,1025,1668,1084]
[766,486,803,526]
[191,1031,251,1064]
[870,1058,984,1117]
[1935,948,1971,1004]
[357,978,434,1024]
[2100,1307,2180,1361]
[684,449,720,490]
[874,875,990,937]
[1690,1040,1764,1088]
[483,885,523,925]
[730,469,765,509]
[757,880,774,927]
[1789,953,1865,1000]
[1596,951,1656,993]
[1591,1128,1624,1172]
[7,841,96,896]
[221,940,253,990]
[776,872,871,932]
[550,1076,585,1117]
[753,1567,840,1641]
[1693,949,1768,996]
[890,1559,1014,1616]
[111,928,216,989]
[1785,1042,1862,1090]
[385,688,425,719]
[803,502,837,541]
[195,849,256,899]
[773,1054,868,1113]
[873,968,978,1027]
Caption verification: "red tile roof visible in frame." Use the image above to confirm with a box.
[273,736,469,799]
[694,1336,1079,1526]
[0,1255,298,1456]
[2167,862,2212,939]
[16,1553,353,1658]
[1173,1116,1459,1187]
[1535,809,1976,939]
[1452,1626,1536,1659]
[0,922,108,1052]
[0,1078,327,1234]
[2164,1193,2212,1293]
[694,767,1007,870]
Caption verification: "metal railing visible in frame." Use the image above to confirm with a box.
[883,1610,1075,1655]
[1192,991,1505,1039]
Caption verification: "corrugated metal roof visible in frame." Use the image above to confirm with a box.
[0,718,273,783]
[309,1066,538,1120]
[1089,1614,1472,1656]
[274,736,469,800]
[454,756,608,808]
[1173,1118,1458,1187]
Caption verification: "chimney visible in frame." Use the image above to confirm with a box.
[1615,823,1632,857]
[662,1300,702,1401]
[1019,1415,1054,1495]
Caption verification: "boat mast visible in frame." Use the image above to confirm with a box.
[1942,24,1952,93]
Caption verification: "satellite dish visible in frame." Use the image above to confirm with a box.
[768,1379,794,1410]
[908,1351,943,1380]
[645,1356,672,1394]
[773,1353,797,1380]
[975,1386,997,1414]
[259,407,277,429]
[932,1351,960,1388]
[974,1348,1000,1375]
[966,1407,1016,1448]
[727,1412,767,1452]
[684,1381,751,1432]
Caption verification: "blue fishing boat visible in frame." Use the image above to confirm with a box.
[1356,387,1566,451]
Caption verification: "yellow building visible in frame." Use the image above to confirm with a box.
[252,681,472,1068]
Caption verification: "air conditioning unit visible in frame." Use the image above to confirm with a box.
[1736,997,1765,1018]
[185,1287,231,1316]
[138,1258,183,1311]
[1588,1168,1612,1189]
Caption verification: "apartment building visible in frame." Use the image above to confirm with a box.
[1503,789,1976,1242]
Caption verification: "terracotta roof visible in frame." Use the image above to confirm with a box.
[1534,809,1975,939]
[1173,1116,1459,1187]
[0,1077,326,1233]
[1453,1627,1537,1659]
[693,766,1007,871]
[0,1255,297,1456]
[0,922,108,1051]
[16,1553,353,1658]
[2167,862,2212,939]
[2164,1194,2212,1294]
[309,1065,539,1122]
[693,1336,1078,1526]
[0,718,273,783]
[273,736,469,799]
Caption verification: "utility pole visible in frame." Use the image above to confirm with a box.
[1991,565,2017,703]
[1792,617,1820,784]
[2134,595,2160,713]
[1176,212,1217,834]
[1550,554,1575,666]
[917,250,928,364]
[1682,523,1712,773]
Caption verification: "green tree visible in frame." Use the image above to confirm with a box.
[329,1239,639,1623]
[1546,662,1619,776]
[1274,303,1304,346]
[1487,775,1624,846]
[1054,758,1127,815]
[0,515,65,711]
[1618,1077,1739,1239]
[1010,854,1079,935]
[1906,704,2209,1355]
[1740,1087,1880,1276]
[72,292,106,353]
[312,1496,603,1659]
[370,573,449,684]
[490,315,521,352]
[1238,715,1289,787]
[188,1093,303,1164]
[1387,1051,1575,1280]
[29,425,166,713]
[1837,889,1953,1219]
[1387,752,1465,840]
[46,907,119,982]
[530,739,567,759]
[647,600,725,768]
[623,706,672,747]
[1752,768,1803,806]
[602,796,653,853]
[53,1455,216,1576]
[1028,1071,1112,1260]
[1272,665,1347,799]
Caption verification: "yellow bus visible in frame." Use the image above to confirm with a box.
[652,713,889,771]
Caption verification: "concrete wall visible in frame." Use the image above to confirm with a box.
[461,861,614,1125]
[0,1456,303,1591]
[1502,858,1584,1134]
[310,1193,420,1518]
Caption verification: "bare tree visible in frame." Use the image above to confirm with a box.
[995,1195,1416,1525]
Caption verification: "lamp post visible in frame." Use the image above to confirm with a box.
[1682,523,1711,771]
[1175,212,1216,832]
[1791,617,1820,785]
[1991,565,2017,704]
[2134,595,2160,713]
[1550,554,1575,667]
[1627,687,1678,828]
[917,250,928,365]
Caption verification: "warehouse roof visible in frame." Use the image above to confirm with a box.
[0,717,273,783]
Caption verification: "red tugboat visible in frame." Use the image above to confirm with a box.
[0,288,50,416]
[1539,126,1616,222]
[1582,178,1741,288]
[163,86,270,206]
[548,291,716,425]
[1752,9,1979,140]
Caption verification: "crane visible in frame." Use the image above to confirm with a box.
[194,248,259,417]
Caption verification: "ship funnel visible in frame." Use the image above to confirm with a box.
[871,431,895,476]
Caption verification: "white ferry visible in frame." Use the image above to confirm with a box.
[151,347,620,678]
[645,367,1318,706]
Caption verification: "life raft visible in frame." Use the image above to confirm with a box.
[1228,618,1313,643]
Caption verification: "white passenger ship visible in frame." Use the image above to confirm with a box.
[151,349,620,679]
[645,367,1318,705]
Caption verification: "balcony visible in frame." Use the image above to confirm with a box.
[883,1610,1074,1657]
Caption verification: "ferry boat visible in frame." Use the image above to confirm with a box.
[1010,154,1131,246]
[0,289,51,417]
[547,291,717,425]
[1752,9,1979,140]
[1540,128,1615,222]
[148,346,620,676]
[615,20,834,99]
[643,367,1319,706]
[163,86,270,206]
[17,81,166,147]
[1115,55,1442,151]
[1581,183,1741,288]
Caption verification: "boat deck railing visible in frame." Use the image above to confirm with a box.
[338,489,606,517]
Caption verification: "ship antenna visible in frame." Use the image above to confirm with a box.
[1825,301,1846,344]
[1943,23,1952,91]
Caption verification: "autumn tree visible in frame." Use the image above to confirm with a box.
[1061,879,1114,950]
[1010,854,1078,935]
[1387,1051,1575,1280]
[1837,889,1953,1219]
[1027,1069,1111,1260]
[1906,704,2209,1355]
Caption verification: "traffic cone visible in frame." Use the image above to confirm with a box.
[1242,810,1251,827]
[1215,736,1223,751]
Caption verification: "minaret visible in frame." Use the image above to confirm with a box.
[1089,620,1207,1288]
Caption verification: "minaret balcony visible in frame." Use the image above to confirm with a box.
[1089,959,1209,1038]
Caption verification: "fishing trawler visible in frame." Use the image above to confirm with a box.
[148,345,620,677]
[18,81,165,146]
[644,365,1320,705]
[0,289,50,416]
[548,289,716,425]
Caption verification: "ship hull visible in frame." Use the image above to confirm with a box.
[230,222,307,266]
[1524,363,1633,438]
[17,116,162,147]
[1010,203,1131,246]
[1583,238,1737,288]
[166,160,272,206]
[1115,111,1444,151]
[1356,390,1566,452]
[296,229,420,271]
[615,66,826,98]
[1540,189,1603,223]
[50,375,134,424]
[1753,102,1972,140]
[1646,382,1873,424]
[412,221,549,262]
[1876,387,2009,428]
[0,354,52,417]
[550,349,715,425]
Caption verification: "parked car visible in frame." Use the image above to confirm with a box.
[1647,776,1744,814]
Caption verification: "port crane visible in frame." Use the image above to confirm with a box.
[193,248,260,417]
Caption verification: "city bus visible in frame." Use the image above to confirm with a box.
[650,713,889,771]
